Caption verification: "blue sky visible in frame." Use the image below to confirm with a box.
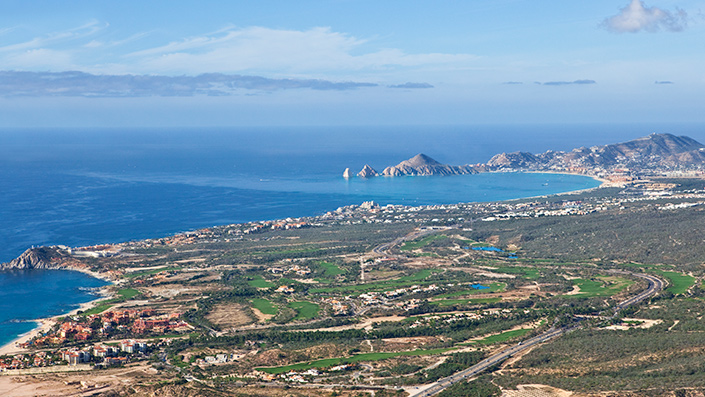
[0,0,703,127]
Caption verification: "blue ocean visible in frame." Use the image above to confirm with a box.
[1,123,703,346]
[0,270,109,348]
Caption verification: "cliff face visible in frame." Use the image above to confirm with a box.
[0,247,68,270]
[382,154,478,176]
[487,133,705,170]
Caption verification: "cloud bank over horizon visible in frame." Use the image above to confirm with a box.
[603,0,688,33]
[388,82,434,89]
[0,71,379,97]
[536,80,597,86]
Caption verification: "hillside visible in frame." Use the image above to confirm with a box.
[381,153,478,176]
[487,133,705,171]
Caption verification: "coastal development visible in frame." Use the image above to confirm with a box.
[2,134,705,396]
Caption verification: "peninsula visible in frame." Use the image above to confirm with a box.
[345,133,705,181]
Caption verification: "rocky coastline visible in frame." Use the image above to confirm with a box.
[343,133,705,179]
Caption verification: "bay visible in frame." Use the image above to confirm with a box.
[1,123,700,346]
[0,270,109,348]
[0,124,616,263]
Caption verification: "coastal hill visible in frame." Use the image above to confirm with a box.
[488,133,705,171]
[381,153,478,176]
[1,246,69,270]
[354,133,705,178]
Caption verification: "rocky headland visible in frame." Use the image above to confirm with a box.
[381,153,478,176]
[345,133,705,178]
[0,246,70,270]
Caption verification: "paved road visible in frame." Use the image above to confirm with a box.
[410,270,664,397]
[607,270,664,312]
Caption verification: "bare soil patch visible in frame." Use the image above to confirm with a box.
[206,302,255,328]
[251,307,274,322]
[502,384,576,397]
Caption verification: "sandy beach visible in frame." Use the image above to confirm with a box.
[0,284,111,357]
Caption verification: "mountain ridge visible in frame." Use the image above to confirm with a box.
[355,133,705,178]
[488,133,705,171]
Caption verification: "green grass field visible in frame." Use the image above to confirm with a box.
[319,261,345,277]
[570,276,633,297]
[288,301,320,321]
[256,347,455,374]
[82,302,115,316]
[400,235,448,251]
[248,275,275,289]
[117,288,141,300]
[310,269,441,294]
[251,298,278,315]
[653,270,696,294]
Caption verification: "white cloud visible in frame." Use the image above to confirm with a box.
[603,0,688,33]
[127,26,477,76]
[0,20,105,53]
[0,23,477,81]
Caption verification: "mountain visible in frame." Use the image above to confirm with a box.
[487,133,705,171]
[382,154,478,176]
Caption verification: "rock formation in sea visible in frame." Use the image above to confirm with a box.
[357,164,378,178]
[381,154,478,176]
[0,247,69,270]
[343,168,352,178]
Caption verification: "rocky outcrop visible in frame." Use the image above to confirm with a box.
[487,152,540,169]
[382,154,478,176]
[0,246,69,270]
[357,164,378,178]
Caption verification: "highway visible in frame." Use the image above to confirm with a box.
[607,270,664,312]
[410,270,664,397]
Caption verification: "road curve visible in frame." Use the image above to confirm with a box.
[410,270,664,397]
